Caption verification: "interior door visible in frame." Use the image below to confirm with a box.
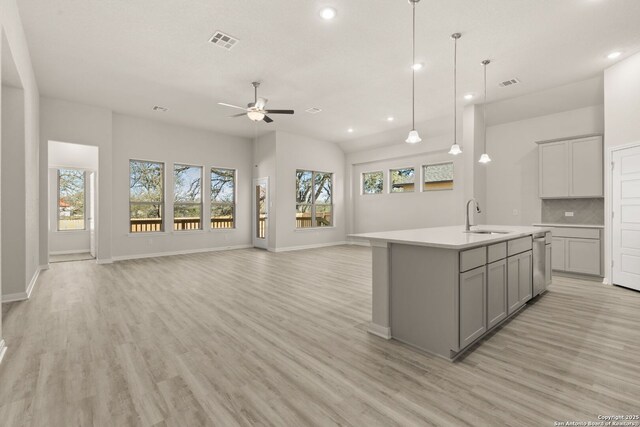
[88,171,96,258]
[253,178,268,249]
[612,145,640,291]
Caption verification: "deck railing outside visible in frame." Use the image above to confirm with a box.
[130,217,235,233]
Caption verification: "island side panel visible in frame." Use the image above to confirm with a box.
[390,244,459,359]
[369,241,392,338]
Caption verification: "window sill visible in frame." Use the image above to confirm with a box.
[294,226,336,232]
[53,229,89,234]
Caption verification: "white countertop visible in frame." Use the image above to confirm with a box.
[533,223,604,229]
[349,225,551,250]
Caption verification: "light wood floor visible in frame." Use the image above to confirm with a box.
[1,246,639,426]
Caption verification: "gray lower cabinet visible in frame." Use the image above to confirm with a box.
[459,266,487,349]
[552,237,566,270]
[487,259,507,329]
[565,238,601,275]
[507,250,533,315]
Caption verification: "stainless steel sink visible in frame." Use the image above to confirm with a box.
[464,230,510,235]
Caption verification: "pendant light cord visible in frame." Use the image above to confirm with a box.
[411,1,416,130]
[483,61,487,153]
[453,36,457,145]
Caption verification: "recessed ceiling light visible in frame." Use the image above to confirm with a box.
[608,51,622,59]
[347,128,354,133]
[320,7,337,20]
[464,94,474,100]
[412,63,424,71]
[387,116,395,122]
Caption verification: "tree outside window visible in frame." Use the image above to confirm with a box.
[58,169,85,231]
[296,170,333,228]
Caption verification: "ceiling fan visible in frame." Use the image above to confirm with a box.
[218,82,294,123]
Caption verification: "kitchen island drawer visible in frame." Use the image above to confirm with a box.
[507,236,533,256]
[460,247,487,272]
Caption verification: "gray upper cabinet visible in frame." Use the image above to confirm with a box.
[539,141,569,198]
[538,135,603,198]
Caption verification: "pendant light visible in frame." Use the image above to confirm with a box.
[405,0,422,144]
[478,59,492,164]
[448,33,462,155]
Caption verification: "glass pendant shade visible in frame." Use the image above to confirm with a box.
[448,143,462,155]
[247,111,265,121]
[478,153,492,164]
[406,129,422,144]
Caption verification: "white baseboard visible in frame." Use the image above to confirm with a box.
[49,249,91,255]
[0,340,6,365]
[368,322,392,339]
[112,244,253,262]
[26,267,40,299]
[96,258,113,265]
[1,265,43,303]
[39,264,50,270]
[273,241,348,253]
[1,291,28,303]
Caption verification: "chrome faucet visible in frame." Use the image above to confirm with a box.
[465,199,482,232]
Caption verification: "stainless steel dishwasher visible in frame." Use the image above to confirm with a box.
[533,232,551,296]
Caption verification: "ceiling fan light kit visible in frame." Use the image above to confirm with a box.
[218,81,294,123]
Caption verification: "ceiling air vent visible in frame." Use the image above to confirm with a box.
[152,106,168,112]
[498,78,521,88]
[305,107,323,114]
[209,31,239,50]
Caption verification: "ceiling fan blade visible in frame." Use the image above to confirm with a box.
[255,97,268,110]
[218,102,248,111]
[229,113,246,118]
[263,116,274,123]
[265,109,294,114]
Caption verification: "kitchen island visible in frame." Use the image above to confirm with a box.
[349,225,551,360]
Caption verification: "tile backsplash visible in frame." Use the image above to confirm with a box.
[541,198,604,225]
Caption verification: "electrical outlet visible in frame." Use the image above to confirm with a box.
[565,211,574,217]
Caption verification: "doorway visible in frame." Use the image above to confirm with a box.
[253,177,269,249]
[48,141,99,263]
[611,143,640,291]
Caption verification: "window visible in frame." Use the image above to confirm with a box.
[362,171,383,194]
[296,170,333,228]
[58,168,85,231]
[174,164,203,231]
[390,168,415,193]
[423,162,454,191]
[211,168,235,229]
[129,160,164,233]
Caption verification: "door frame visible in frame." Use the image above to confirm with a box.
[253,177,269,249]
[605,140,640,286]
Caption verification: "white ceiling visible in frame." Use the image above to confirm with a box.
[16,0,640,149]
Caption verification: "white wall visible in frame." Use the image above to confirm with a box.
[39,97,113,262]
[1,85,25,296]
[485,104,604,226]
[603,51,640,284]
[347,133,465,234]
[253,132,277,250]
[274,131,346,250]
[1,0,40,309]
[111,114,253,259]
